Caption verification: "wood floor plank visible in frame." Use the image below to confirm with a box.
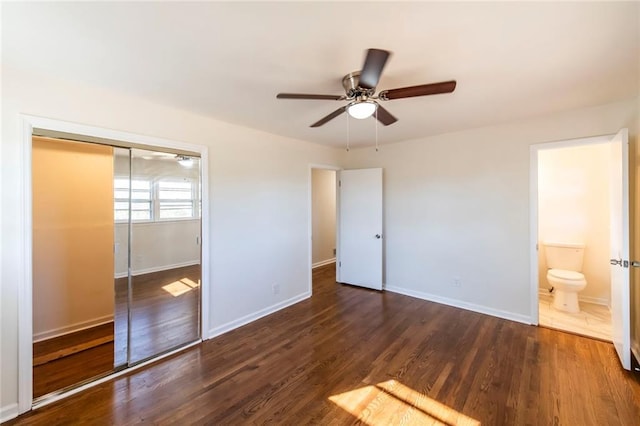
[9,263,640,425]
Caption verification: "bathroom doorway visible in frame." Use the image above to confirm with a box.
[532,136,615,341]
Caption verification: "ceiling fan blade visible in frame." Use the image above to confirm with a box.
[381,80,457,100]
[277,93,344,100]
[359,48,391,89]
[310,106,347,127]
[374,104,398,126]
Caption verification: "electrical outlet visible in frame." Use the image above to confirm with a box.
[453,277,461,288]
[272,283,280,295]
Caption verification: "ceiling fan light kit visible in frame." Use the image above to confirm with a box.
[347,100,377,119]
[276,48,456,128]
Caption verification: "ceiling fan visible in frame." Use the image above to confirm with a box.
[276,48,457,128]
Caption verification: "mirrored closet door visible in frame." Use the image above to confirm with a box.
[32,137,117,398]
[124,148,201,364]
[32,136,202,402]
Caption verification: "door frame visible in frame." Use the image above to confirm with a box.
[18,114,211,413]
[308,164,341,295]
[529,133,615,325]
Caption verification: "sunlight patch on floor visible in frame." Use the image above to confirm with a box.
[162,277,200,297]
[329,379,480,426]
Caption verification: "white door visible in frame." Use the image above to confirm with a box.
[338,168,383,290]
[609,128,631,370]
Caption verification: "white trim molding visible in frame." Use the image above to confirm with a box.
[18,114,211,415]
[579,295,610,307]
[386,285,532,325]
[114,261,201,279]
[312,258,336,269]
[0,403,19,423]
[18,116,34,414]
[537,288,610,307]
[208,292,311,339]
[33,316,114,343]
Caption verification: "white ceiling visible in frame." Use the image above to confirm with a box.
[3,2,639,148]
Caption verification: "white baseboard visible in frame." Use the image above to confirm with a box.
[33,316,114,343]
[578,295,609,306]
[312,258,336,269]
[537,288,609,307]
[385,285,532,325]
[208,292,311,339]
[0,403,18,423]
[114,260,200,279]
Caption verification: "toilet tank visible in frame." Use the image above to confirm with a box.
[543,242,585,271]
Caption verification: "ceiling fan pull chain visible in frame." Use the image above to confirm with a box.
[374,108,379,151]
[346,113,350,152]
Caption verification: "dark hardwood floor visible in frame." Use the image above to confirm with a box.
[11,264,640,425]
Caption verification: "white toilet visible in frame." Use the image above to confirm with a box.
[544,242,587,314]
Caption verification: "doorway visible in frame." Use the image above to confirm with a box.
[310,167,338,294]
[534,139,613,341]
[531,130,632,371]
[19,115,210,414]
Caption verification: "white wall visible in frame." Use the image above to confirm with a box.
[0,65,343,415]
[311,169,336,266]
[344,99,638,324]
[538,143,611,304]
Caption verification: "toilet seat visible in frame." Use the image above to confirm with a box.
[547,269,585,281]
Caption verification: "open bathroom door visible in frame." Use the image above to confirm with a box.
[609,128,631,370]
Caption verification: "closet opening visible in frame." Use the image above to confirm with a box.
[25,121,208,410]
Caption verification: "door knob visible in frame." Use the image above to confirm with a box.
[375,234,381,239]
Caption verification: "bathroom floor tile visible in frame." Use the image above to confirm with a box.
[538,297,611,341]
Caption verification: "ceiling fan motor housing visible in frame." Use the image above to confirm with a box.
[342,71,374,99]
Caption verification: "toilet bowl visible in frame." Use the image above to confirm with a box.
[546,269,587,314]
[543,242,587,313]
